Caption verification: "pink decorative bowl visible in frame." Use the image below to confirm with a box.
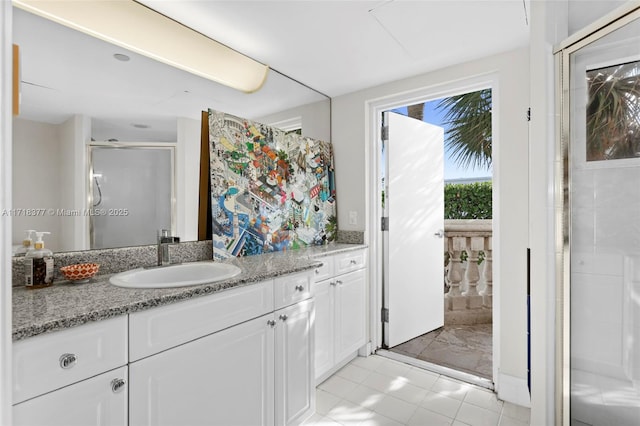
[60,263,100,283]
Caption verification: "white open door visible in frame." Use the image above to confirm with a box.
[383,111,444,348]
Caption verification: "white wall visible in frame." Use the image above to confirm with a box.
[257,99,331,142]
[331,47,531,405]
[176,117,200,242]
[12,118,63,251]
[529,1,569,423]
[60,114,89,251]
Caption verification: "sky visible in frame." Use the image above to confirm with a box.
[391,98,492,181]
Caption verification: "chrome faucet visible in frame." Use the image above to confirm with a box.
[157,229,180,266]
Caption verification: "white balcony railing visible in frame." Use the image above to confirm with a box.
[444,219,492,315]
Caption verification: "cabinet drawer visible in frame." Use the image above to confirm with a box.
[13,316,127,404]
[312,256,334,282]
[129,280,274,361]
[335,249,367,275]
[274,271,312,310]
[13,366,128,426]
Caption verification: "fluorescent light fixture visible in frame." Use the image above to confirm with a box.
[13,0,269,93]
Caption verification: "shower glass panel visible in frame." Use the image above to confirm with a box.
[568,14,640,426]
[89,146,174,249]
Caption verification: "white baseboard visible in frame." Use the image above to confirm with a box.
[497,372,531,408]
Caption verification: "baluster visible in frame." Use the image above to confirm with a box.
[445,236,467,311]
[463,236,484,309]
[480,236,493,307]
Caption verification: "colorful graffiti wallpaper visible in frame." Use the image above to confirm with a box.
[209,109,337,259]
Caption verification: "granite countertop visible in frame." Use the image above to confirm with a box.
[13,243,366,341]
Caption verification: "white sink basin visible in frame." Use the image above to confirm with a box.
[109,262,241,289]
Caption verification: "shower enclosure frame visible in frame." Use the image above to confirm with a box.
[87,142,177,250]
[555,4,640,425]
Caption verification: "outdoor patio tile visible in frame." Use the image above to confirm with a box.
[393,333,439,356]
[417,340,484,375]
[390,323,493,379]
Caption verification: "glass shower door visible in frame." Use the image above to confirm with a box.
[567,12,640,426]
[90,145,174,249]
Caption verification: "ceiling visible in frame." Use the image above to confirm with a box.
[13,0,532,139]
[140,0,532,97]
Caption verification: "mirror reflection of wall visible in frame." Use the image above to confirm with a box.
[11,6,330,253]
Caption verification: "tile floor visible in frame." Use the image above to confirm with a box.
[388,324,493,379]
[305,355,530,426]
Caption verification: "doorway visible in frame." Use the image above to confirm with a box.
[369,80,497,387]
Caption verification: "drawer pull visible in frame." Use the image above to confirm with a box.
[59,353,78,369]
[267,320,276,328]
[279,314,288,322]
[350,260,357,265]
[330,281,337,286]
[336,280,343,285]
[295,285,305,292]
[315,269,320,274]
[111,378,126,393]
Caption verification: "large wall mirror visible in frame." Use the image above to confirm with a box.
[11,6,330,253]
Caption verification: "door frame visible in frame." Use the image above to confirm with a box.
[365,72,501,383]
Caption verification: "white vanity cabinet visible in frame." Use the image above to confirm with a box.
[12,316,128,426]
[274,295,315,426]
[312,249,367,382]
[130,313,276,426]
[13,366,128,426]
[130,272,315,426]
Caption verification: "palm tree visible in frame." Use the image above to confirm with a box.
[406,89,492,169]
[586,61,640,161]
[436,89,492,169]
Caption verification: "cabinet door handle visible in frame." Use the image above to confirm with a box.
[336,280,343,285]
[330,281,337,286]
[267,319,276,328]
[111,378,126,393]
[315,269,320,274]
[59,353,78,369]
[295,285,305,292]
[279,314,288,322]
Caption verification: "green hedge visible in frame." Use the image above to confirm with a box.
[444,182,492,219]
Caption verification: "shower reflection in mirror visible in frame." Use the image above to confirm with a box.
[89,144,175,249]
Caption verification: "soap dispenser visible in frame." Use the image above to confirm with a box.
[16,229,36,255]
[24,231,54,289]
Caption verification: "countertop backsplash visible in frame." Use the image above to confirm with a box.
[11,232,364,287]
[11,241,213,287]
